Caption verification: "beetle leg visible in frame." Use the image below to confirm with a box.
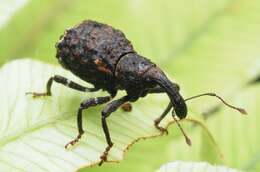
[26,75,98,98]
[65,96,113,149]
[147,86,164,94]
[154,102,172,135]
[145,86,170,134]
[99,96,130,166]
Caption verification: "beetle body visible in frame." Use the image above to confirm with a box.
[56,20,187,116]
[29,20,189,165]
[28,20,246,165]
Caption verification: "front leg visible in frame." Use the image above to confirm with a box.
[154,102,172,135]
[146,86,171,134]
[26,75,98,98]
[99,95,130,165]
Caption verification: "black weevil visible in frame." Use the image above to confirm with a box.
[27,20,247,165]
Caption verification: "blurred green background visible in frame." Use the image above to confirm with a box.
[0,0,259,171]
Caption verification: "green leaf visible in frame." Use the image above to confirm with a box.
[0,59,217,171]
[82,119,224,172]
[155,161,242,172]
[1,0,260,172]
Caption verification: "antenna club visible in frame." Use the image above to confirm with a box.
[186,137,192,146]
[238,108,247,115]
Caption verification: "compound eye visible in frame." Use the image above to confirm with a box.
[145,77,151,82]
[175,83,180,91]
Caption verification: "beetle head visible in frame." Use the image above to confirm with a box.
[144,66,187,119]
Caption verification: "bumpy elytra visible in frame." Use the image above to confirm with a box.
[27,20,246,165]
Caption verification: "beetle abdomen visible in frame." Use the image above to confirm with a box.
[56,20,134,90]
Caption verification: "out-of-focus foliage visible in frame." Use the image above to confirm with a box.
[0,0,259,172]
[0,0,29,29]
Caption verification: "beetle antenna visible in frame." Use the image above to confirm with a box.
[172,114,192,146]
[185,92,247,115]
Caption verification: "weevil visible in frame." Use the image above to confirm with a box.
[27,20,247,165]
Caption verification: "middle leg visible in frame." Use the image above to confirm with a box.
[65,95,113,148]
[99,95,130,165]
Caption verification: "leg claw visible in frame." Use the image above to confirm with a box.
[155,125,168,135]
[65,132,84,149]
[26,92,50,98]
[98,144,113,166]
[154,119,168,135]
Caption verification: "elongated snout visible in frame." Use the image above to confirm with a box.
[144,66,187,119]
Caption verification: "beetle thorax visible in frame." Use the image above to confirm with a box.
[115,53,157,97]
